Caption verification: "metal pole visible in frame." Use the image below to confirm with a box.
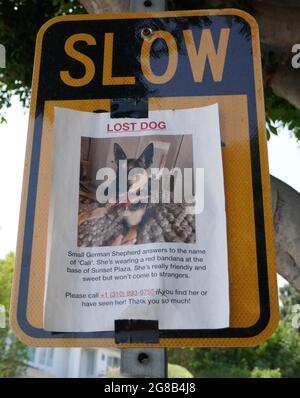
[120,0,167,379]
[121,348,167,378]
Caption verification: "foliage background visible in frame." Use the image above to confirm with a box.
[0,253,28,377]
[169,285,300,378]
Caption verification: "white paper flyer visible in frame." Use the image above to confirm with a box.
[43,104,229,332]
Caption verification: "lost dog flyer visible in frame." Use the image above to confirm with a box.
[43,104,229,332]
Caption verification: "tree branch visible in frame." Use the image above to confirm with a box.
[78,0,130,14]
[253,0,300,49]
[251,1,300,109]
[271,64,300,110]
[271,176,300,290]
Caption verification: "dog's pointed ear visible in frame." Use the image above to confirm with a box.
[114,143,127,162]
[138,143,154,169]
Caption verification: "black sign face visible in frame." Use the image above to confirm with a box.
[38,15,251,102]
[11,10,279,347]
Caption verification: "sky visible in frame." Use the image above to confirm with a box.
[0,98,299,288]
[0,98,28,259]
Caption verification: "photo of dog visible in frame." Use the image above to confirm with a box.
[78,135,196,247]
[112,142,154,236]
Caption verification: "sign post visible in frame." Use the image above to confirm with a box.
[11,8,279,353]
[127,0,168,379]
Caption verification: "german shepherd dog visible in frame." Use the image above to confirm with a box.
[78,142,154,245]
[113,142,154,239]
